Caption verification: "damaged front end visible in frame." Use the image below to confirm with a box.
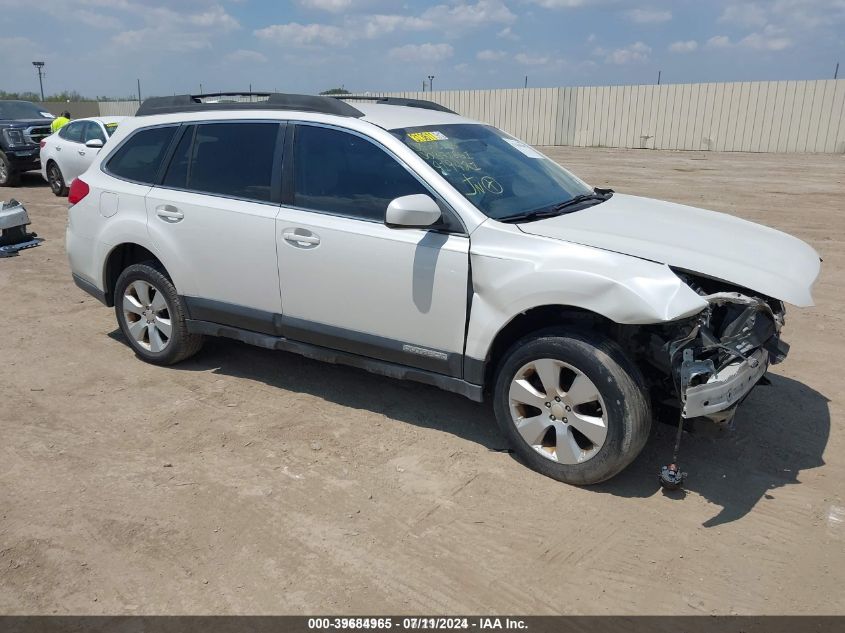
[645,272,788,427]
[0,199,42,257]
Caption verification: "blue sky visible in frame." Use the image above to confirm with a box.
[1,0,843,98]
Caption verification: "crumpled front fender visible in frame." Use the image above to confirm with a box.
[464,223,708,363]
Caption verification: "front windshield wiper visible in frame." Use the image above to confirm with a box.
[553,188,613,211]
[499,187,613,223]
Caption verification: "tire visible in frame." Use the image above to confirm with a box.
[0,152,21,187]
[114,261,204,365]
[47,161,68,197]
[493,329,651,485]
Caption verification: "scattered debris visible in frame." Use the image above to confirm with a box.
[0,199,43,257]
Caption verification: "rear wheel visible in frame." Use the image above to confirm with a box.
[493,329,651,485]
[114,262,203,365]
[47,161,68,196]
[0,152,20,187]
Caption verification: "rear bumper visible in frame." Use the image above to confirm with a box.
[72,273,108,305]
[682,348,769,418]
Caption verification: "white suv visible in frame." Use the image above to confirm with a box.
[66,93,820,486]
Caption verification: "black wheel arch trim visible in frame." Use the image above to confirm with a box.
[72,273,108,305]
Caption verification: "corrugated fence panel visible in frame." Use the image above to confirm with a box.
[98,100,139,116]
[95,81,844,153]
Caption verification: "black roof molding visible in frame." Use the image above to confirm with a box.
[333,95,457,114]
[136,93,365,117]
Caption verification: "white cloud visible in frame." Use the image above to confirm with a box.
[604,41,650,64]
[186,5,240,31]
[224,49,268,63]
[357,14,431,38]
[388,42,454,63]
[104,3,241,54]
[740,30,793,51]
[669,40,698,53]
[254,22,348,46]
[528,0,596,7]
[298,0,354,12]
[422,0,516,29]
[74,9,123,30]
[515,52,551,65]
[705,35,732,49]
[704,27,792,52]
[358,1,515,38]
[626,8,672,24]
[476,49,507,61]
[719,3,768,28]
[497,26,519,40]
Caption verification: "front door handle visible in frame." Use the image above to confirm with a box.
[156,205,184,223]
[78,150,86,156]
[282,228,320,247]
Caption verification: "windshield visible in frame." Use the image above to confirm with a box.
[391,123,594,221]
[0,101,53,120]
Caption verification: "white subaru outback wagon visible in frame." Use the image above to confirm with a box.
[66,93,820,486]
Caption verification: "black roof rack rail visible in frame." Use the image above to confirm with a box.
[332,95,457,114]
[135,92,364,118]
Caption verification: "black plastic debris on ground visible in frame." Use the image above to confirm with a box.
[0,199,43,258]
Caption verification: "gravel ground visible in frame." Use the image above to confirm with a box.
[1,147,843,615]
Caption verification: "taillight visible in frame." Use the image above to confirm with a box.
[68,178,90,204]
[39,140,46,149]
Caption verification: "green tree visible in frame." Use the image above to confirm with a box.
[319,87,351,95]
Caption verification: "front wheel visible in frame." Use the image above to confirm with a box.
[0,152,21,187]
[493,329,651,485]
[114,262,203,365]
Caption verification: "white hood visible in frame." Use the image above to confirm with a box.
[517,193,821,307]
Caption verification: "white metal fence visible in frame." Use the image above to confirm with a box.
[98,79,845,153]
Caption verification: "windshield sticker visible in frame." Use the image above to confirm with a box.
[40,112,55,119]
[503,138,544,159]
[408,131,448,143]
[105,123,119,129]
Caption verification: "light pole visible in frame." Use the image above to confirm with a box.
[428,75,435,92]
[32,61,45,101]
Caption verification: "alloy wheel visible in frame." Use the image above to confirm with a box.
[122,280,172,353]
[508,358,608,464]
[48,164,63,195]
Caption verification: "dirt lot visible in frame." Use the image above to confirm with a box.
[1,148,843,615]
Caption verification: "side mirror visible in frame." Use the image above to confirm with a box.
[85,139,104,149]
[385,194,441,229]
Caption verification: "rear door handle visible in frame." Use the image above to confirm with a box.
[156,205,184,223]
[282,229,320,247]
[78,150,86,156]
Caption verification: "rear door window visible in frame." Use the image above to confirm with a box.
[161,122,279,203]
[59,121,85,143]
[106,126,178,184]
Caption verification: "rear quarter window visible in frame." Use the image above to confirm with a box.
[106,126,177,184]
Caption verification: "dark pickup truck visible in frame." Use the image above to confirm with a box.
[0,101,54,187]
